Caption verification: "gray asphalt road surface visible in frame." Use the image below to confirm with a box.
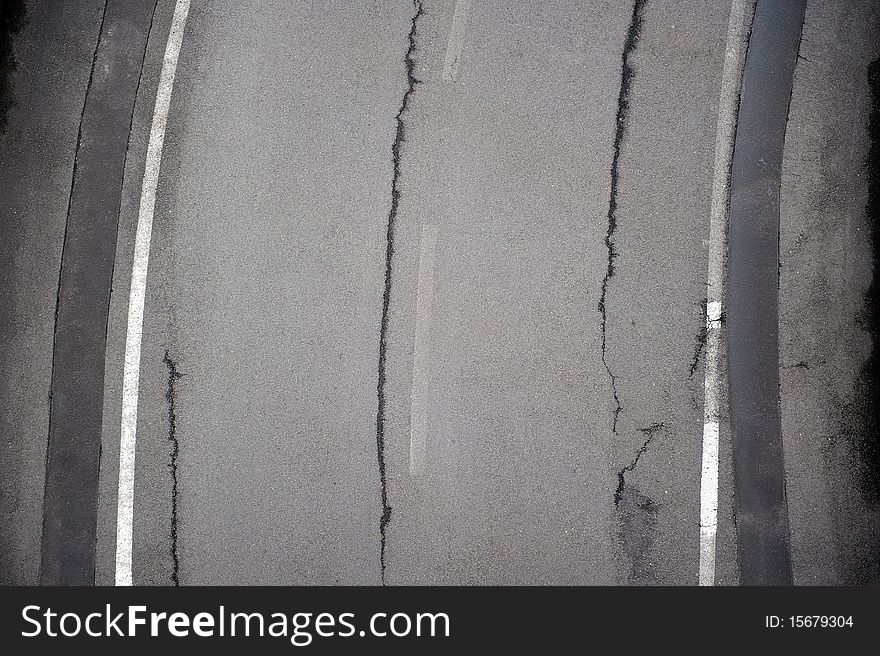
[0,0,877,586]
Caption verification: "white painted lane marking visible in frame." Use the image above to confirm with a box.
[699,419,720,579]
[699,0,754,587]
[410,225,438,476]
[441,0,472,82]
[699,299,723,585]
[115,0,191,587]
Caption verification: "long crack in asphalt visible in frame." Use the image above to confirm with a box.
[375,0,423,585]
[600,0,647,435]
[163,350,183,586]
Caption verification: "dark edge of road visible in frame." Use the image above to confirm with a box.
[727,0,806,585]
[864,55,880,520]
[40,0,157,585]
[0,0,27,132]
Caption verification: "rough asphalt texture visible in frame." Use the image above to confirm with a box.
[779,0,880,584]
[0,0,876,584]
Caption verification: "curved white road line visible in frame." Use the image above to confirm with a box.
[115,0,191,587]
[699,0,754,586]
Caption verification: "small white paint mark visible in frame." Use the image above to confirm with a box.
[115,0,192,587]
[698,0,755,586]
[441,0,472,82]
[410,225,438,476]
[707,300,722,324]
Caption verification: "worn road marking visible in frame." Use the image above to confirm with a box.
[699,0,754,587]
[115,0,191,587]
[410,225,438,475]
[441,0,472,82]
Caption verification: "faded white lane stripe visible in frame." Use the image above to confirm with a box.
[441,0,472,82]
[410,225,438,476]
[115,0,191,587]
[699,0,754,586]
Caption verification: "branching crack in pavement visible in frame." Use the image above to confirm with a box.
[375,0,423,585]
[163,351,183,586]
[614,422,663,507]
[600,0,646,433]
